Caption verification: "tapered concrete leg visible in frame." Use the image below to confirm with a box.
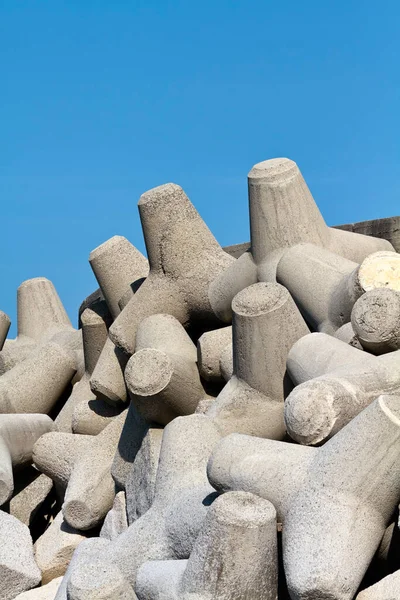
[17,277,72,342]
[0,311,10,350]
[67,560,136,600]
[285,339,400,445]
[207,433,316,522]
[89,337,129,405]
[356,570,400,599]
[207,282,309,438]
[352,288,400,355]
[197,326,232,383]
[109,183,234,354]
[0,342,76,413]
[284,395,400,600]
[137,492,278,600]
[0,413,55,505]
[89,235,148,320]
[63,411,128,530]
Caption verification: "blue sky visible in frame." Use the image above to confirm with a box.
[1,1,399,336]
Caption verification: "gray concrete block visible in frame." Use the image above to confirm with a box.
[206,282,309,438]
[285,333,400,445]
[100,491,128,541]
[13,576,63,600]
[136,491,278,600]
[209,158,393,322]
[0,311,10,351]
[357,570,400,599]
[8,468,54,529]
[89,235,148,320]
[284,395,400,600]
[34,510,87,584]
[0,509,41,600]
[0,414,55,505]
[197,325,232,383]
[109,183,234,355]
[125,428,163,525]
[352,288,400,355]
[125,314,204,424]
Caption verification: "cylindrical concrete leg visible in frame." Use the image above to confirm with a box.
[180,491,278,600]
[351,288,400,355]
[89,235,148,320]
[0,311,11,350]
[81,302,111,376]
[90,336,129,405]
[0,342,76,413]
[197,326,232,383]
[284,394,400,600]
[17,277,71,342]
[67,561,136,600]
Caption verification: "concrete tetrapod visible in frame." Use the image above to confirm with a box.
[208,396,400,599]
[89,236,149,406]
[351,288,400,355]
[100,491,128,540]
[14,577,63,600]
[0,510,41,600]
[125,314,205,425]
[284,395,400,600]
[206,282,309,438]
[277,245,400,334]
[0,413,55,505]
[34,510,87,584]
[197,325,232,383]
[74,415,221,590]
[0,341,76,414]
[0,311,10,350]
[62,410,128,530]
[284,333,400,445]
[62,302,122,435]
[0,277,80,376]
[209,158,393,322]
[109,183,234,355]
[136,491,278,600]
[356,570,400,599]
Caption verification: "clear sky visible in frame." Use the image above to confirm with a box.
[1,1,399,336]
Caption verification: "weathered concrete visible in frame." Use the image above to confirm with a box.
[0,342,76,414]
[62,411,128,530]
[100,491,128,541]
[206,282,309,438]
[0,414,55,505]
[88,236,148,406]
[89,235,148,320]
[208,433,316,523]
[67,560,136,600]
[0,311,10,351]
[336,215,400,253]
[285,333,400,445]
[108,415,221,586]
[0,510,41,600]
[197,326,232,383]
[56,302,121,434]
[33,432,93,491]
[125,314,204,424]
[208,395,400,599]
[334,321,363,348]
[209,158,393,322]
[14,576,63,600]
[284,395,400,600]
[352,287,400,355]
[34,510,87,584]
[356,570,400,599]
[125,428,163,525]
[7,468,54,528]
[136,492,278,600]
[109,183,234,355]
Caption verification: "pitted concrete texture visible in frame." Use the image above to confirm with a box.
[136,491,278,600]
[209,158,393,322]
[0,413,55,505]
[34,510,87,584]
[0,311,10,351]
[109,183,234,355]
[206,282,309,438]
[13,576,63,600]
[0,510,41,600]
[351,287,400,355]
